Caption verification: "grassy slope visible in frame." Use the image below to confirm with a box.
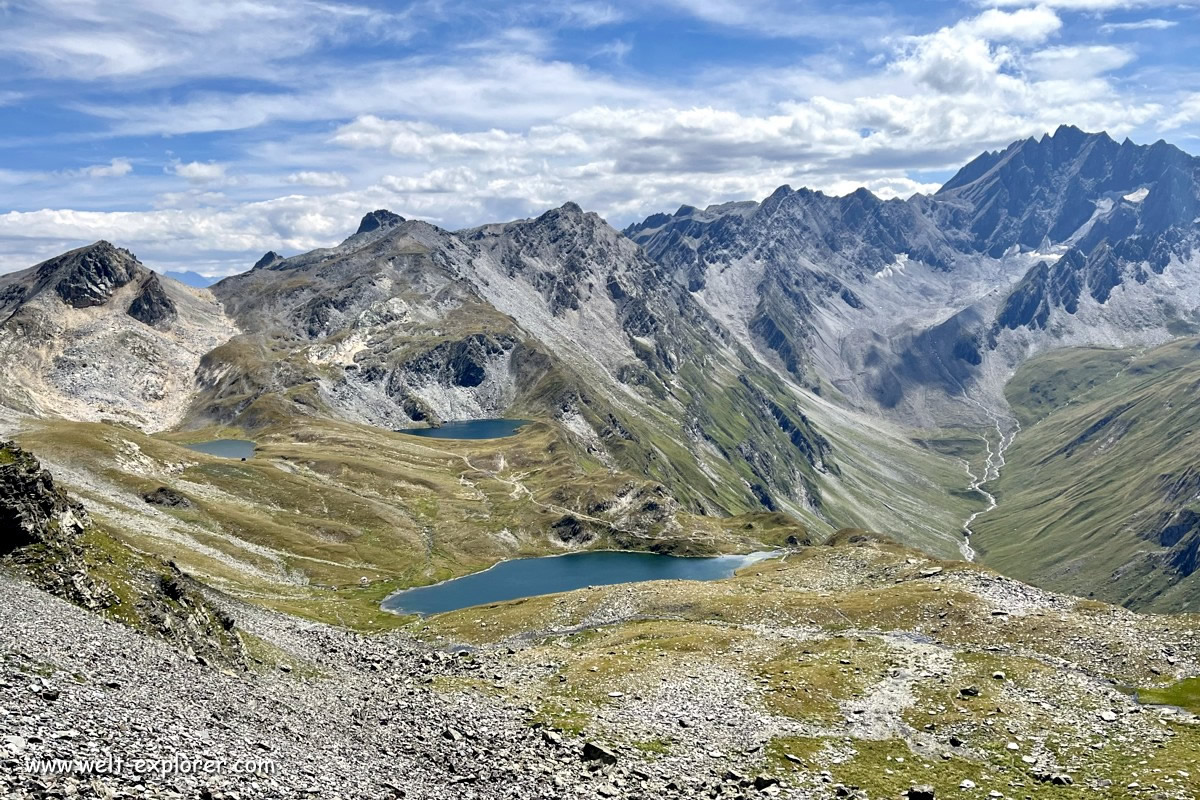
[14,416,805,630]
[972,338,1200,611]
[196,225,980,560]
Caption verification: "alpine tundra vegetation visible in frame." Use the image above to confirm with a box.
[2,1,1200,798]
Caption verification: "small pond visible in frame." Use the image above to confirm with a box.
[382,549,777,616]
[399,419,530,440]
[183,439,257,460]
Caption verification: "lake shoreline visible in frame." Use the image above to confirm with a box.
[381,547,782,617]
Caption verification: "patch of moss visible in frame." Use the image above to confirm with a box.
[238,631,325,679]
[631,737,672,756]
[758,637,890,722]
[1136,676,1200,714]
[532,701,591,736]
[819,739,1004,799]
[763,736,829,772]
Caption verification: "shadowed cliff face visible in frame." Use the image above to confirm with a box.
[127,273,178,327]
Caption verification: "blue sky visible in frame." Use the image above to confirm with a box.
[0,0,1197,276]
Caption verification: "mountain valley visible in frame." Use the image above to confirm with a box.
[3,126,1200,799]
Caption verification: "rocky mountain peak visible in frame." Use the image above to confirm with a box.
[935,127,1199,256]
[530,201,598,230]
[356,209,406,235]
[31,240,143,309]
[252,250,284,270]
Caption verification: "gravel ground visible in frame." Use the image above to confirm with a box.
[0,569,796,800]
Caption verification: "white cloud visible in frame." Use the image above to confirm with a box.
[987,0,1193,8]
[554,2,626,27]
[170,160,227,183]
[0,194,373,275]
[79,158,133,178]
[77,54,654,137]
[593,38,633,62]
[1027,45,1135,79]
[962,6,1063,42]
[286,171,350,188]
[1100,18,1178,31]
[381,168,480,194]
[658,0,894,39]
[0,0,418,83]
[826,176,944,199]
[1162,93,1200,131]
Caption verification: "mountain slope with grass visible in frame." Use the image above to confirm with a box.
[970,338,1200,611]
[4,514,1199,800]
[2,127,1200,614]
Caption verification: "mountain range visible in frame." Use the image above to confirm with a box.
[1,125,1198,612]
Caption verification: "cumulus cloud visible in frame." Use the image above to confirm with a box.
[0,1,1194,276]
[286,171,350,188]
[961,6,1063,42]
[170,160,227,183]
[75,158,133,178]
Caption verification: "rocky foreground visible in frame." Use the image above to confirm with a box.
[1,440,1199,799]
[2,539,1199,800]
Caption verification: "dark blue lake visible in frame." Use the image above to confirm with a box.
[184,439,257,460]
[383,550,777,616]
[399,419,530,440]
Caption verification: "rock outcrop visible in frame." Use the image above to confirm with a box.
[356,209,405,234]
[0,441,244,667]
[142,486,192,508]
[127,273,178,327]
[0,440,115,610]
[42,241,141,309]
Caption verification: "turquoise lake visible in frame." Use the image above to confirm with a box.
[399,419,530,440]
[382,549,776,616]
[183,439,257,460]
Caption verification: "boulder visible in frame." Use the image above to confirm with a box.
[142,487,192,508]
[582,741,618,765]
